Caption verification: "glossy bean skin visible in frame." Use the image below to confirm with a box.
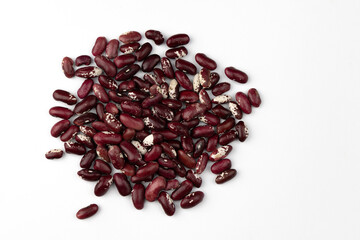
[145,30,164,45]
[161,57,175,78]
[77,169,102,181]
[135,42,152,61]
[77,79,94,99]
[182,103,207,121]
[92,36,107,56]
[75,133,95,149]
[235,121,249,142]
[158,192,175,216]
[160,142,177,158]
[94,175,113,196]
[217,117,235,134]
[120,42,140,53]
[62,57,74,78]
[225,67,248,83]
[119,113,144,131]
[115,64,140,81]
[113,172,132,196]
[186,170,202,188]
[105,39,119,59]
[104,112,122,132]
[235,92,252,114]
[60,125,79,142]
[105,102,119,115]
[114,54,136,68]
[181,136,194,153]
[165,179,180,191]
[136,162,159,178]
[199,68,211,88]
[49,106,73,119]
[215,169,237,184]
[119,141,143,166]
[73,112,98,126]
[96,145,110,162]
[51,119,70,137]
[93,159,112,175]
[178,150,196,168]
[166,33,190,47]
[45,149,63,159]
[119,31,142,43]
[76,204,98,219]
[179,90,199,103]
[191,125,215,138]
[75,66,103,78]
[211,159,232,174]
[180,191,204,209]
[195,53,217,70]
[80,149,97,169]
[209,145,232,162]
[93,131,122,145]
[79,126,97,138]
[199,112,220,126]
[195,153,209,174]
[73,95,97,114]
[108,145,125,169]
[64,141,86,155]
[165,46,188,59]
[75,55,91,66]
[248,88,261,107]
[145,176,167,202]
[143,115,166,130]
[142,54,160,72]
[144,145,162,162]
[209,72,220,88]
[94,56,117,77]
[158,167,176,179]
[98,75,118,91]
[175,59,197,75]
[132,183,145,210]
[228,101,242,119]
[122,128,136,141]
[199,89,212,110]
[219,130,237,145]
[121,163,136,177]
[175,70,193,90]
[193,138,206,158]
[206,134,218,152]
[212,83,230,96]
[212,104,231,119]
[167,122,189,137]
[53,90,77,105]
[171,180,193,201]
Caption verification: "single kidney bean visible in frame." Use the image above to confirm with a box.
[143,115,166,130]
[53,89,77,105]
[77,169,102,181]
[179,90,199,103]
[168,79,180,99]
[144,145,162,162]
[143,73,157,85]
[191,125,215,138]
[178,150,196,168]
[153,104,174,121]
[132,183,145,210]
[145,30,164,45]
[118,80,136,92]
[199,112,220,126]
[171,180,193,201]
[165,179,180,191]
[121,163,136,177]
[235,92,252,114]
[175,59,197,75]
[193,138,206,158]
[62,57,75,78]
[217,117,235,134]
[142,54,160,72]
[248,88,261,107]
[79,126,97,138]
[158,158,177,169]
[105,39,119,59]
[209,145,232,162]
[96,145,110,162]
[94,159,112,175]
[165,46,188,59]
[108,91,131,103]
[108,145,125,169]
[96,102,105,121]
[212,104,231,119]
[92,36,107,56]
[225,67,248,83]
[219,130,238,145]
[80,149,96,169]
[166,33,190,47]
[199,68,211,88]
[49,106,73,119]
[206,134,218,152]
[119,113,144,131]
[180,191,204,209]
[135,42,152,61]
[64,141,86,155]
[160,142,177,159]
[119,42,140,53]
[145,176,166,202]
[105,102,119,115]
[143,133,163,147]
[158,192,176,216]
[212,95,232,104]
[211,159,231,174]
[98,75,118,91]
[181,136,194,153]
[131,140,147,155]
[160,57,175,78]
[93,119,107,130]
[51,119,70,137]
[199,89,212,110]
[181,118,200,129]
[195,153,209,174]
[209,72,220,88]
[119,141,143,165]
[158,167,176,179]
[193,74,201,93]
[215,169,237,184]
[75,133,95,149]
[115,64,140,81]
[94,175,113,197]
[195,53,217,70]
[114,54,136,69]
[94,56,117,77]
[153,68,166,84]
[131,174,154,183]
[235,121,249,142]
[120,101,142,117]
[182,103,207,121]
[45,149,63,159]
[75,55,91,66]
[167,122,189,137]
[128,90,148,102]
[161,99,182,110]
[119,31,141,43]
[186,170,202,188]
[75,66,103,78]
[73,112,98,126]
[93,131,122,145]
[60,125,79,142]
[104,112,122,132]
[212,82,230,96]
[77,79,94,99]
[76,204,98,219]
[73,95,97,114]
[175,70,193,90]
[228,101,242,119]
[173,161,187,177]
[153,129,178,140]
[113,172,132,196]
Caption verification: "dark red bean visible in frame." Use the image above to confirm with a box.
[158,167,176,179]
[199,68,211,88]
[179,90,199,103]
[161,99,182,110]
[75,133,95,149]
[60,125,79,142]
[77,79,94,99]
[96,145,110,162]
[64,141,86,155]
[165,46,188,59]
[145,30,164,45]
[105,102,119,115]
[73,112,98,126]
[80,149,96,169]
[119,141,142,165]
[225,67,248,83]
[79,126,97,138]
[121,163,136,177]
[209,72,220,89]
[118,79,136,92]
[235,121,249,142]
[142,93,163,108]
[167,122,189,137]
[209,145,232,162]
[94,175,113,196]
[135,42,152,61]
[178,150,196,168]
[114,54,136,68]
[45,149,63,159]
[143,115,166,130]
[212,104,231,119]
[199,89,212,110]
[219,130,237,145]
[182,103,207,121]
[153,68,166,84]
[153,104,174,121]
[165,179,180,191]
[93,131,122,145]
[206,134,218,152]
[145,176,166,202]
[133,76,151,92]
[77,169,102,181]
[173,161,186,177]
[158,192,175,216]
[172,110,182,122]
[215,169,237,184]
[108,91,131,103]
[132,183,145,210]
[171,180,193,201]
[228,101,242,119]
[193,138,206,158]
[119,113,144,131]
[160,57,175,78]
[136,162,159,178]
[73,95,97,114]
[51,119,70,137]
[186,170,202,188]
[95,103,104,121]
[144,145,162,162]
[93,159,112,175]
[113,172,132,196]
[127,90,148,101]
[92,121,111,132]
[142,54,160,72]
[212,82,230,96]
[160,143,177,159]
[191,125,215,138]
[180,191,204,209]
[248,88,261,107]
[62,57,75,78]
[195,53,217,70]
[166,33,190,47]
[76,204,98,219]
[168,79,180,99]
[75,66,103,78]
[108,145,125,169]
[104,112,122,132]
[75,55,91,66]
[181,136,194,153]
[115,64,140,81]
[175,59,197,75]
[158,158,177,169]
[98,75,118,91]
[217,117,235,134]
[199,112,220,126]
[211,159,231,174]
[105,39,119,59]
[175,70,193,90]
[94,56,117,78]
[92,36,107,56]
[119,101,141,117]
[49,106,73,119]
[53,89,77,105]
[195,153,209,174]
[181,118,200,129]
[119,42,140,53]
[235,91,252,114]
[119,31,141,43]
[167,140,181,150]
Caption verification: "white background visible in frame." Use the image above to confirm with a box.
[0,0,359,239]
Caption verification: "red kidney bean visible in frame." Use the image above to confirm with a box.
[175,70,193,90]
[175,59,197,75]
[127,90,148,101]
[212,104,231,119]
[73,95,97,114]
[206,134,218,152]
[161,143,178,159]
[75,133,95,149]
[143,115,166,130]
[49,106,73,119]
[131,140,148,155]
[142,54,160,72]
[107,145,125,169]
[77,79,94,99]
[132,76,151,92]
[209,145,232,162]
[195,53,217,70]
[96,145,110,162]
[182,103,207,121]
[199,89,212,110]
[173,110,182,122]
[212,82,230,96]
[211,159,231,174]
[92,121,111,132]
[136,162,159,178]
[103,112,121,132]
[152,130,177,141]
[143,145,161,162]
[98,76,118,91]
[94,175,113,196]
[171,180,193,201]
[132,183,145,210]
[75,66,103,78]
[179,90,199,103]
[167,122,189,137]
[95,103,104,121]
[219,130,237,145]
[209,72,220,89]
[79,126,97,138]
[158,158,177,169]
[215,169,237,184]
[158,167,176,179]
[119,101,141,117]
[195,153,208,174]
[186,170,202,188]
[145,30,164,45]
[93,131,122,145]
[144,73,157,85]
[168,79,180,99]
[94,56,117,77]
[92,36,107,56]
[180,191,204,209]
[199,112,220,126]
[119,113,144,131]
[114,54,136,69]
[93,159,112,175]
[145,176,166,202]
[165,46,188,59]
[142,133,163,147]
[193,74,201,93]
[119,31,141,43]
[135,42,152,61]
[80,149,96,169]
[105,102,119,115]
[75,55,91,66]
[165,179,180,191]
[158,192,175,216]
[178,150,196,168]
[225,67,248,83]
[217,117,235,134]
[76,204,98,219]
[115,64,140,81]
[108,91,131,103]
[53,89,77,105]
[45,149,63,159]
[199,68,211,88]
[51,119,70,137]
[235,91,252,114]
[191,125,215,138]
[120,42,140,53]
[73,112,98,126]
[113,172,132,196]
[212,95,232,104]
[121,163,136,177]
[131,174,153,183]
[62,57,74,78]
[152,104,173,121]
[119,141,143,165]
[193,138,206,158]
[173,161,186,177]
[118,80,136,92]
[153,68,166,84]
[161,99,182,110]
[181,118,200,129]
[64,141,86,155]
[60,125,79,142]
[160,57,175,78]
[235,121,249,142]
[166,33,190,47]
[228,101,242,119]
[78,169,102,181]
[248,88,261,107]
[181,136,194,153]
[105,39,119,59]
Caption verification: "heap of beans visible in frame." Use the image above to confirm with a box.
[46,30,262,219]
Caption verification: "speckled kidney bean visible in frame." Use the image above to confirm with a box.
[153,68,166,84]
[94,175,113,197]
[248,88,261,107]
[108,91,131,103]
[142,133,163,147]
[191,125,215,138]
[64,141,86,155]
[160,143,177,159]
[79,126,97,138]
[193,138,206,158]
[132,183,145,210]
[60,125,79,142]
[143,115,166,130]
[53,89,77,105]
[145,30,164,45]
[73,95,97,114]
[94,56,117,77]
[206,134,218,152]
[75,133,95,148]
[225,67,248,83]
[119,113,144,131]
[119,101,141,117]
[113,172,132,196]
[171,180,193,201]
[199,89,212,110]
[77,169,102,181]
[132,76,151,92]
[212,104,231,119]
[178,150,196,168]
[153,104,174,121]
[120,42,140,53]
[186,170,202,188]
[49,106,73,119]
[76,204,98,219]
[199,112,220,126]
[73,112,98,126]
[195,53,217,70]
[209,145,232,162]
[168,79,180,99]
[235,121,249,142]
[217,117,235,134]
[228,101,242,119]
[181,118,200,129]
[107,145,125,169]
[105,39,119,59]
[145,176,166,202]
[211,159,231,174]
[142,54,160,72]
[167,122,189,137]
[199,68,211,88]
[157,158,177,169]
[175,59,197,75]
[182,103,207,121]
[180,191,204,209]
[165,179,180,191]
[160,57,175,78]
[212,83,230,96]
[128,90,148,101]
[120,141,142,165]
[96,145,110,162]
[62,57,74,78]
[75,66,103,78]
[212,95,232,104]
[93,131,122,145]
[77,79,93,99]
[179,90,199,103]
[103,112,122,132]
[114,54,136,69]
[93,159,112,175]
[175,70,193,90]
[135,42,152,61]
[166,33,190,47]
[165,46,188,59]
[215,169,237,184]
[161,99,182,110]
[235,91,252,114]
[98,75,117,91]
[119,31,141,43]
[80,149,96,169]
[45,149,63,159]
[219,130,238,145]
[51,119,70,137]
[209,72,220,89]
[193,74,201,93]
[195,153,209,174]
[92,37,107,56]
[181,135,194,153]
[118,80,136,92]
[75,55,91,66]
[158,192,175,216]
[115,64,140,81]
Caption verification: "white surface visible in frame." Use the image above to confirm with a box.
[1,0,360,239]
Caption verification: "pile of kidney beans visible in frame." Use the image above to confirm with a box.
[46,30,262,219]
